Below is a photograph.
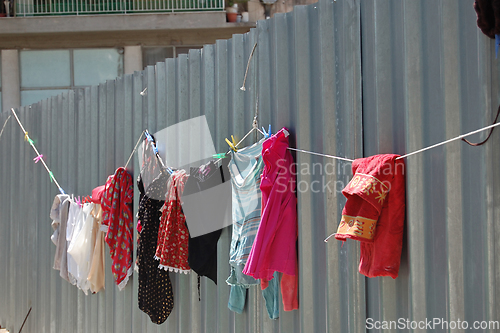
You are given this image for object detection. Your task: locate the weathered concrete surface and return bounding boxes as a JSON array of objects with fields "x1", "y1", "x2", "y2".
[
  {"x1": 0, "y1": 13, "x2": 255, "y2": 49},
  {"x1": 1, "y1": 49, "x2": 20, "y2": 113}
]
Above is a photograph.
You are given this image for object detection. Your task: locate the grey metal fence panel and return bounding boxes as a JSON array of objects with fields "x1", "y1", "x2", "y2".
[
  {"x1": 7, "y1": 0, "x2": 499, "y2": 332},
  {"x1": 360, "y1": 0, "x2": 500, "y2": 332}
]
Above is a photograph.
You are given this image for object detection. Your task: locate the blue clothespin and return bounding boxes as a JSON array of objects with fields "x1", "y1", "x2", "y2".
[
  {"x1": 262, "y1": 124, "x2": 272, "y2": 139},
  {"x1": 496, "y1": 34, "x2": 500, "y2": 59},
  {"x1": 144, "y1": 130, "x2": 154, "y2": 143},
  {"x1": 144, "y1": 131, "x2": 159, "y2": 154},
  {"x1": 145, "y1": 130, "x2": 173, "y2": 175}
]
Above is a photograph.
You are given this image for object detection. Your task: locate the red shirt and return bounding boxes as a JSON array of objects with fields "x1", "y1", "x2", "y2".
[{"x1": 101, "y1": 167, "x2": 134, "y2": 289}]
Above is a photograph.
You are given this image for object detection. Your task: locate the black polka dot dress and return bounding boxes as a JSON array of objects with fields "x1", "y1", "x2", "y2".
[{"x1": 137, "y1": 173, "x2": 174, "y2": 324}]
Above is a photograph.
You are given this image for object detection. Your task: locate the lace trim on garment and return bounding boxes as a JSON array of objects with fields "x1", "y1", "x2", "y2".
[
  {"x1": 154, "y1": 256, "x2": 191, "y2": 274},
  {"x1": 117, "y1": 266, "x2": 133, "y2": 291},
  {"x1": 158, "y1": 265, "x2": 191, "y2": 274}
]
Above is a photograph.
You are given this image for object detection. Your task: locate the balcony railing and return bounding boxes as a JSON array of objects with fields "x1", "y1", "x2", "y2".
[{"x1": 15, "y1": 0, "x2": 224, "y2": 16}]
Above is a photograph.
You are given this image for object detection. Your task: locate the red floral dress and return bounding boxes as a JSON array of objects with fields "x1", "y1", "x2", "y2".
[
  {"x1": 155, "y1": 170, "x2": 191, "y2": 274},
  {"x1": 101, "y1": 167, "x2": 134, "y2": 290}
]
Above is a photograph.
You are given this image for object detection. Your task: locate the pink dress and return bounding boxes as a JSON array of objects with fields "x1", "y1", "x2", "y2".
[{"x1": 243, "y1": 128, "x2": 299, "y2": 310}]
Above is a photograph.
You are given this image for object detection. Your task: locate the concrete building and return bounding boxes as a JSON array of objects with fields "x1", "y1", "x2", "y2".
[{"x1": 0, "y1": 0, "x2": 316, "y2": 113}]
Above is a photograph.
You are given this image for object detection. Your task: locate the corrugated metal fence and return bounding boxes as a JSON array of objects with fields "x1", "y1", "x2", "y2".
[
  {"x1": 0, "y1": 0, "x2": 499, "y2": 332},
  {"x1": 361, "y1": 1, "x2": 500, "y2": 332}
]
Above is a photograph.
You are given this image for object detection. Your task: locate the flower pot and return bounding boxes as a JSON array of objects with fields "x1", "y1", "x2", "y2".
[
  {"x1": 241, "y1": 11, "x2": 249, "y2": 22},
  {"x1": 227, "y1": 12, "x2": 238, "y2": 22}
]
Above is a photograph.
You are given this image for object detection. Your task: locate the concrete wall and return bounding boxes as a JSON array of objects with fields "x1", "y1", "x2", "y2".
[
  {"x1": 0, "y1": 10, "x2": 257, "y2": 111},
  {"x1": 1, "y1": 50, "x2": 19, "y2": 113}
]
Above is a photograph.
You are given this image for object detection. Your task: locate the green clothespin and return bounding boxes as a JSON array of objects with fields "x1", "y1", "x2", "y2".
[
  {"x1": 24, "y1": 131, "x2": 34, "y2": 145},
  {"x1": 212, "y1": 153, "x2": 227, "y2": 159}
]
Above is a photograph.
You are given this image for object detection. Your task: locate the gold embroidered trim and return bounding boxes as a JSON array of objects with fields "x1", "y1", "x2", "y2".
[
  {"x1": 336, "y1": 215, "x2": 377, "y2": 240},
  {"x1": 348, "y1": 173, "x2": 389, "y2": 205}
]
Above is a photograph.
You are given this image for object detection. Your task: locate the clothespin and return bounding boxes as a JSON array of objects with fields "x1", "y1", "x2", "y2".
[
  {"x1": 76, "y1": 196, "x2": 81, "y2": 207},
  {"x1": 145, "y1": 130, "x2": 154, "y2": 143},
  {"x1": 24, "y1": 132, "x2": 34, "y2": 145},
  {"x1": 212, "y1": 153, "x2": 227, "y2": 159},
  {"x1": 145, "y1": 131, "x2": 159, "y2": 154},
  {"x1": 33, "y1": 155, "x2": 43, "y2": 163},
  {"x1": 145, "y1": 130, "x2": 173, "y2": 175},
  {"x1": 225, "y1": 135, "x2": 238, "y2": 152},
  {"x1": 49, "y1": 171, "x2": 55, "y2": 183},
  {"x1": 262, "y1": 124, "x2": 272, "y2": 139}
]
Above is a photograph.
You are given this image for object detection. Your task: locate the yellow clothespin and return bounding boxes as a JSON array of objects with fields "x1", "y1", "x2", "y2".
[
  {"x1": 225, "y1": 135, "x2": 238, "y2": 152},
  {"x1": 24, "y1": 131, "x2": 34, "y2": 145}
]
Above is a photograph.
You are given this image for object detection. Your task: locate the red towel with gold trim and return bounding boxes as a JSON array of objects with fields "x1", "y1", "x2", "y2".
[{"x1": 335, "y1": 154, "x2": 405, "y2": 279}]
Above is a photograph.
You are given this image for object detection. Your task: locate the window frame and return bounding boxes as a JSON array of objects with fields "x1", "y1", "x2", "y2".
[{"x1": 19, "y1": 47, "x2": 124, "y2": 106}]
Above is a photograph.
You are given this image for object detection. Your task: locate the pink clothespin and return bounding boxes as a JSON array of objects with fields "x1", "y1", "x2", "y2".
[{"x1": 33, "y1": 155, "x2": 43, "y2": 163}]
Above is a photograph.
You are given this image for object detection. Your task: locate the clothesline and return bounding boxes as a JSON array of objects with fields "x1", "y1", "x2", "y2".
[
  {"x1": 11, "y1": 101, "x2": 500, "y2": 196},
  {"x1": 10, "y1": 108, "x2": 65, "y2": 195},
  {"x1": 396, "y1": 121, "x2": 500, "y2": 159},
  {"x1": 0, "y1": 114, "x2": 11, "y2": 142},
  {"x1": 10, "y1": 107, "x2": 145, "y2": 196},
  {"x1": 287, "y1": 147, "x2": 354, "y2": 162},
  {"x1": 124, "y1": 130, "x2": 146, "y2": 169},
  {"x1": 240, "y1": 42, "x2": 258, "y2": 91},
  {"x1": 286, "y1": 121, "x2": 500, "y2": 163}
]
